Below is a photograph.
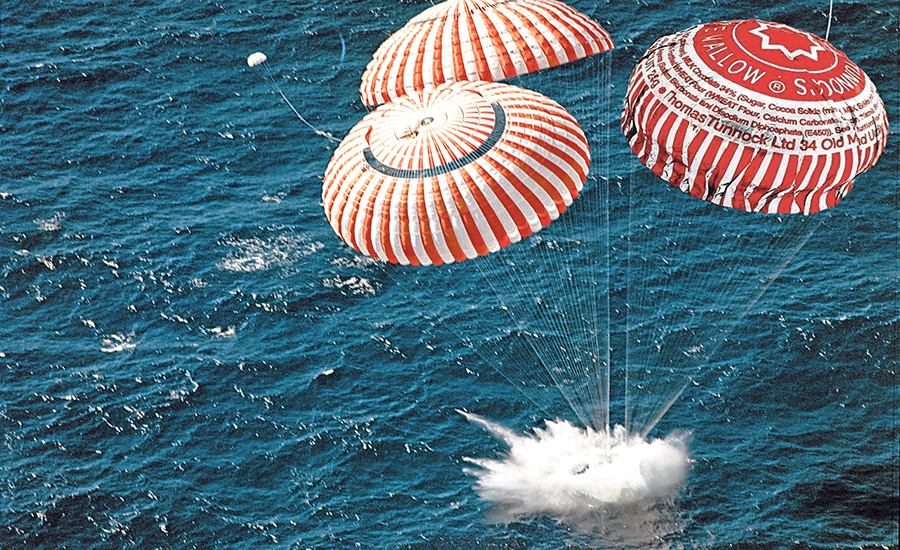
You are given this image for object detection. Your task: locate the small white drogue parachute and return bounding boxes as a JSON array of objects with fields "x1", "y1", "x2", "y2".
[
  {"x1": 247, "y1": 52, "x2": 267, "y2": 67},
  {"x1": 243, "y1": 50, "x2": 340, "y2": 142}
]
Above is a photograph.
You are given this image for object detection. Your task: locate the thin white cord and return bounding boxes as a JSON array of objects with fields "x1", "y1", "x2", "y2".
[
  {"x1": 825, "y1": 0, "x2": 834, "y2": 41},
  {"x1": 251, "y1": 58, "x2": 341, "y2": 143}
]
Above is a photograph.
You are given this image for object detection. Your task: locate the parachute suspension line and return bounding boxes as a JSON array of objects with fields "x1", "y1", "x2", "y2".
[
  {"x1": 626, "y1": 195, "x2": 713, "y2": 436},
  {"x1": 585, "y1": 54, "x2": 613, "y2": 433},
  {"x1": 573, "y1": 53, "x2": 614, "y2": 432},
  {"x1": 464, "y1": 61, "x2": 613, "y2": 432},
  {"x1": 525, "y1": 56, "x2": 611, "y2": 432},
  {"x1": 734, "y1": 221, "x2": 818, "y2": 327},
  {"x1": 542, "y1": 64, "x2": 595, "y2": 431},
  {"x1": 639, "y1": 377, "x2": 689, "y2": 439},
  {"x1": 623, "y1": 173, "x2": 822, "y2": 437},
  {"x1": 625, "y1": 150, "x2": 634, "y2": 435},
  {"x1": 375, "y1": 261, "x2": 558, "y2": 421},
  {"x1": 530, "y1": 200, "x2": 602, "y2": 431},
  {"x1": 476, "y1": 241, "x2": 595, "y2": 429},
  {"x1": 623, "y1": 158, "x2": 705, "y2": 437},
  {"x1": 826, "y1": 0, "x2": 834, "y2": 41},
  {"x1": 249, "y1": 54, "x2": 340, "y2": 143},
  {"x1": 598, "y1": 55, "x2": 613, "y2": 433},
  {"x1": 631, "y1": 187, "x2": 708, "y2": 436},
  {"x1": 690, "y1": 217, "x2": 822, "y2": 369},
  {"x1": 474, "y1": 252, "x2": 597, "y2": 430},
  {"x1": 481, "y1": 166, "x2": 601, "y2": 426},
  {"x1": 625, "y1": 162, "x2": 643, "y2": 436},
  {"x1": 474, "y1": 90, "x2": 584, "y2": 427}
]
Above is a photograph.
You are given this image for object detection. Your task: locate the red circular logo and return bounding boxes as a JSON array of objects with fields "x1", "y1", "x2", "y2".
[{"x1": 692, "y1": 20, "x2": 865, "y2": 101}]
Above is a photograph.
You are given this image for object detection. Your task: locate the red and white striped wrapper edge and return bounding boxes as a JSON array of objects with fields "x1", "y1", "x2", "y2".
[
  {"x1": 622, "y1": 19, "x2": 888, "y2": 214},
  {"x1": 360, "y1": 0, "x2": 614, "y2": 106}
]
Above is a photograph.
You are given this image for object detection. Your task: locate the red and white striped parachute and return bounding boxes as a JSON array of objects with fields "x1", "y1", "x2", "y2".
[
  {"x1": 359, "y1": 0, "x2": 614, "y2": 106},
  {"x1": 322, "y1": 80, "x2": 590, "y2": 265},
  {"x1": 622, "y1": 20, "x2": 888, "y2": 214}
]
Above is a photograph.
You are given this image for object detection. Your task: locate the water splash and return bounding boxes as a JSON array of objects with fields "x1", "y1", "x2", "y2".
[{"x1": 459, "y1": 411, "x2": 690, "y2": 525}]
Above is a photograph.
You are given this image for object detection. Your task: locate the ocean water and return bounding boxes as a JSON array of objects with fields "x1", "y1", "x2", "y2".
[{"x1": 2, "y1": 1, "x2": 898, "y2": 549}]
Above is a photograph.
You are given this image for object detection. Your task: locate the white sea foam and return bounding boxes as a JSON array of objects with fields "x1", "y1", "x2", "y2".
[
  {"x1": 217, "y1": 234, "x2": 323, "y2": 272},
  {"x1": 201, "y1": 325, "x2": 236, "y2": 338},
  {"x1": 100, "y1": 333, "x2": 137, "y2": 353},
  {"x1": 460, "y1": 411, "x2": 690, "y2": 525},
  {"x1": 34, "y1": 212, "x2": 64, "y2": 231}
]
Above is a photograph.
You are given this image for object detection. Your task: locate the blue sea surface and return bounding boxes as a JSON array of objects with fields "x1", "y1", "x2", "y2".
[{"x1": 2, "y1": 1, "x2": 897, "y2": 549}]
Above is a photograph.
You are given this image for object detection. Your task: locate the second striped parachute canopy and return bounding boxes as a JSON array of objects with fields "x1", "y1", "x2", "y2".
[
  {"x1": 360, "y1": 0, "x2": 614, "y2": 106},
  {"x1": 322, "y1": 80, "x2": 590, "y2": 266},
  {"x1": 621, "y1": 19, "x2": 888, "y2": 214}
]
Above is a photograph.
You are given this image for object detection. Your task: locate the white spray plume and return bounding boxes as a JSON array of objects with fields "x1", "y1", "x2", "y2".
[{"x1": 459, "y1": 411, "x2": 691, "y2": 524}]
